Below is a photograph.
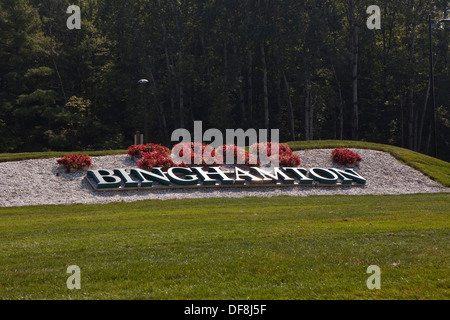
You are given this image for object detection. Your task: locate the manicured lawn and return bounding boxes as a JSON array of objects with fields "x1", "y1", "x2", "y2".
[{"x1": 1, "y1": 193, "x2": 448, "y2": 300}]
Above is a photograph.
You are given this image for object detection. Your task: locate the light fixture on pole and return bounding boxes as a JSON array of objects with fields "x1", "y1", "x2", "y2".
[{"x1": 138, "y1": 79, "x2": 150, "y2": 144}]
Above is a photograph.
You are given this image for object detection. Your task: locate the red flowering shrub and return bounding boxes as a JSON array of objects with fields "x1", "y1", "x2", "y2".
[
  {"x1": 171, "y1": 142, "x2": 259, "y2": 166},
  {"x1": 137, "y1": 151, "x2": 186, "y2": 171},
  {"x1": 249, "y1": 142, "x2": 301, "y2": 167},
  {"x1": 244, "y1": 152, "x2": 260, "y2": 167},
  {"x1": 331, "y1": 148, "x2": 362, "y2": 166},
  {"x1": 279, "y1": 152, "x2": 301, "y2": 167},
  {"x1": 172, "y1": 142, "x2": 217, "y2": 166},
  {"x1": 145, "y1": 143, "x2": 171, "y2": 155},
  {"x1": 127, "y1": 144, "x2": 148, "y2": 157},
  {"x1": 127, "y1": 142, "x2": 187, "y2": 170},
  {"x1": 57, "y1": 154, "x2": 92, "y2": 172},
  {"x1": 127, "y1": 143, "x2": 170, "y2": 158},
  {"x1": 216, "y1": 144, "x2": 260, "y2": 167}
]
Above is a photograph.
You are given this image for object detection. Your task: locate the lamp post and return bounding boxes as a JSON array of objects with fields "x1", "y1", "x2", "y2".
[
  {"x1": 428, "y1": 15, "x2": 450, "y2": 158},
  {"x1": 138, "y1": 79, "x2": 150, "y2": 144}
]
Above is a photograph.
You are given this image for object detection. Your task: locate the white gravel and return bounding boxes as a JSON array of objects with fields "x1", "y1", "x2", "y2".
[{"x1": 0, "y1": 149, "x2": 448, "y2": 207}]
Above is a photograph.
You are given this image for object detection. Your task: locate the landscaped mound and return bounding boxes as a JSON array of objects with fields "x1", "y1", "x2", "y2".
[{"x1": 2, "y1": 143, "x2": 446, "y2": 207}]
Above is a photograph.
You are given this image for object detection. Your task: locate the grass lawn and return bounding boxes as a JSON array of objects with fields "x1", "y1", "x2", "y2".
[{"x1": 1, "y1": 193, "x2": 449, "y2": 300}]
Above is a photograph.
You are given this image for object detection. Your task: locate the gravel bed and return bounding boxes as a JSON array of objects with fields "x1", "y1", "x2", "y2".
[{"x1": 0, "y1": 149, "x2": 448, "y2": 207}]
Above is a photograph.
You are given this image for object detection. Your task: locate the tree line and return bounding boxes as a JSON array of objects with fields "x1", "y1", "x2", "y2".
[{"x1": 0, "y1": 0, "x2": 449, "y2": 161}]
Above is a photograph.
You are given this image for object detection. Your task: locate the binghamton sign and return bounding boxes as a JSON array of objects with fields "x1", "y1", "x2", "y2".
[{"x1": 85, "y1": 166, "x2": 366, "y2": 191}]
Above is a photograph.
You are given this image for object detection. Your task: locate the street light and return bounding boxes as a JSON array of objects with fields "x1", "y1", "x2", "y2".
[
  {"x1": 138, "y1": 79, "x2": 150, "y2": 144},
  {"x1": 428, "y1": 15, "x2": 450, "y2": 158}
]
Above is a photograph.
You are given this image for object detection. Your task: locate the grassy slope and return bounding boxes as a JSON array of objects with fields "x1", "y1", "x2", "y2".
[
  {"x1": 1, "y1": 140, "x2": 449, "y2": 186},
  {"x1": 0, "y1": 193, "x2": 449, "y2": 300},
  {"x1": 0, "y1": 149, "x2": 126, "y2": 162},
  {"x1": 286, "y1": 140, "x2": 450, "y2": 187}
]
